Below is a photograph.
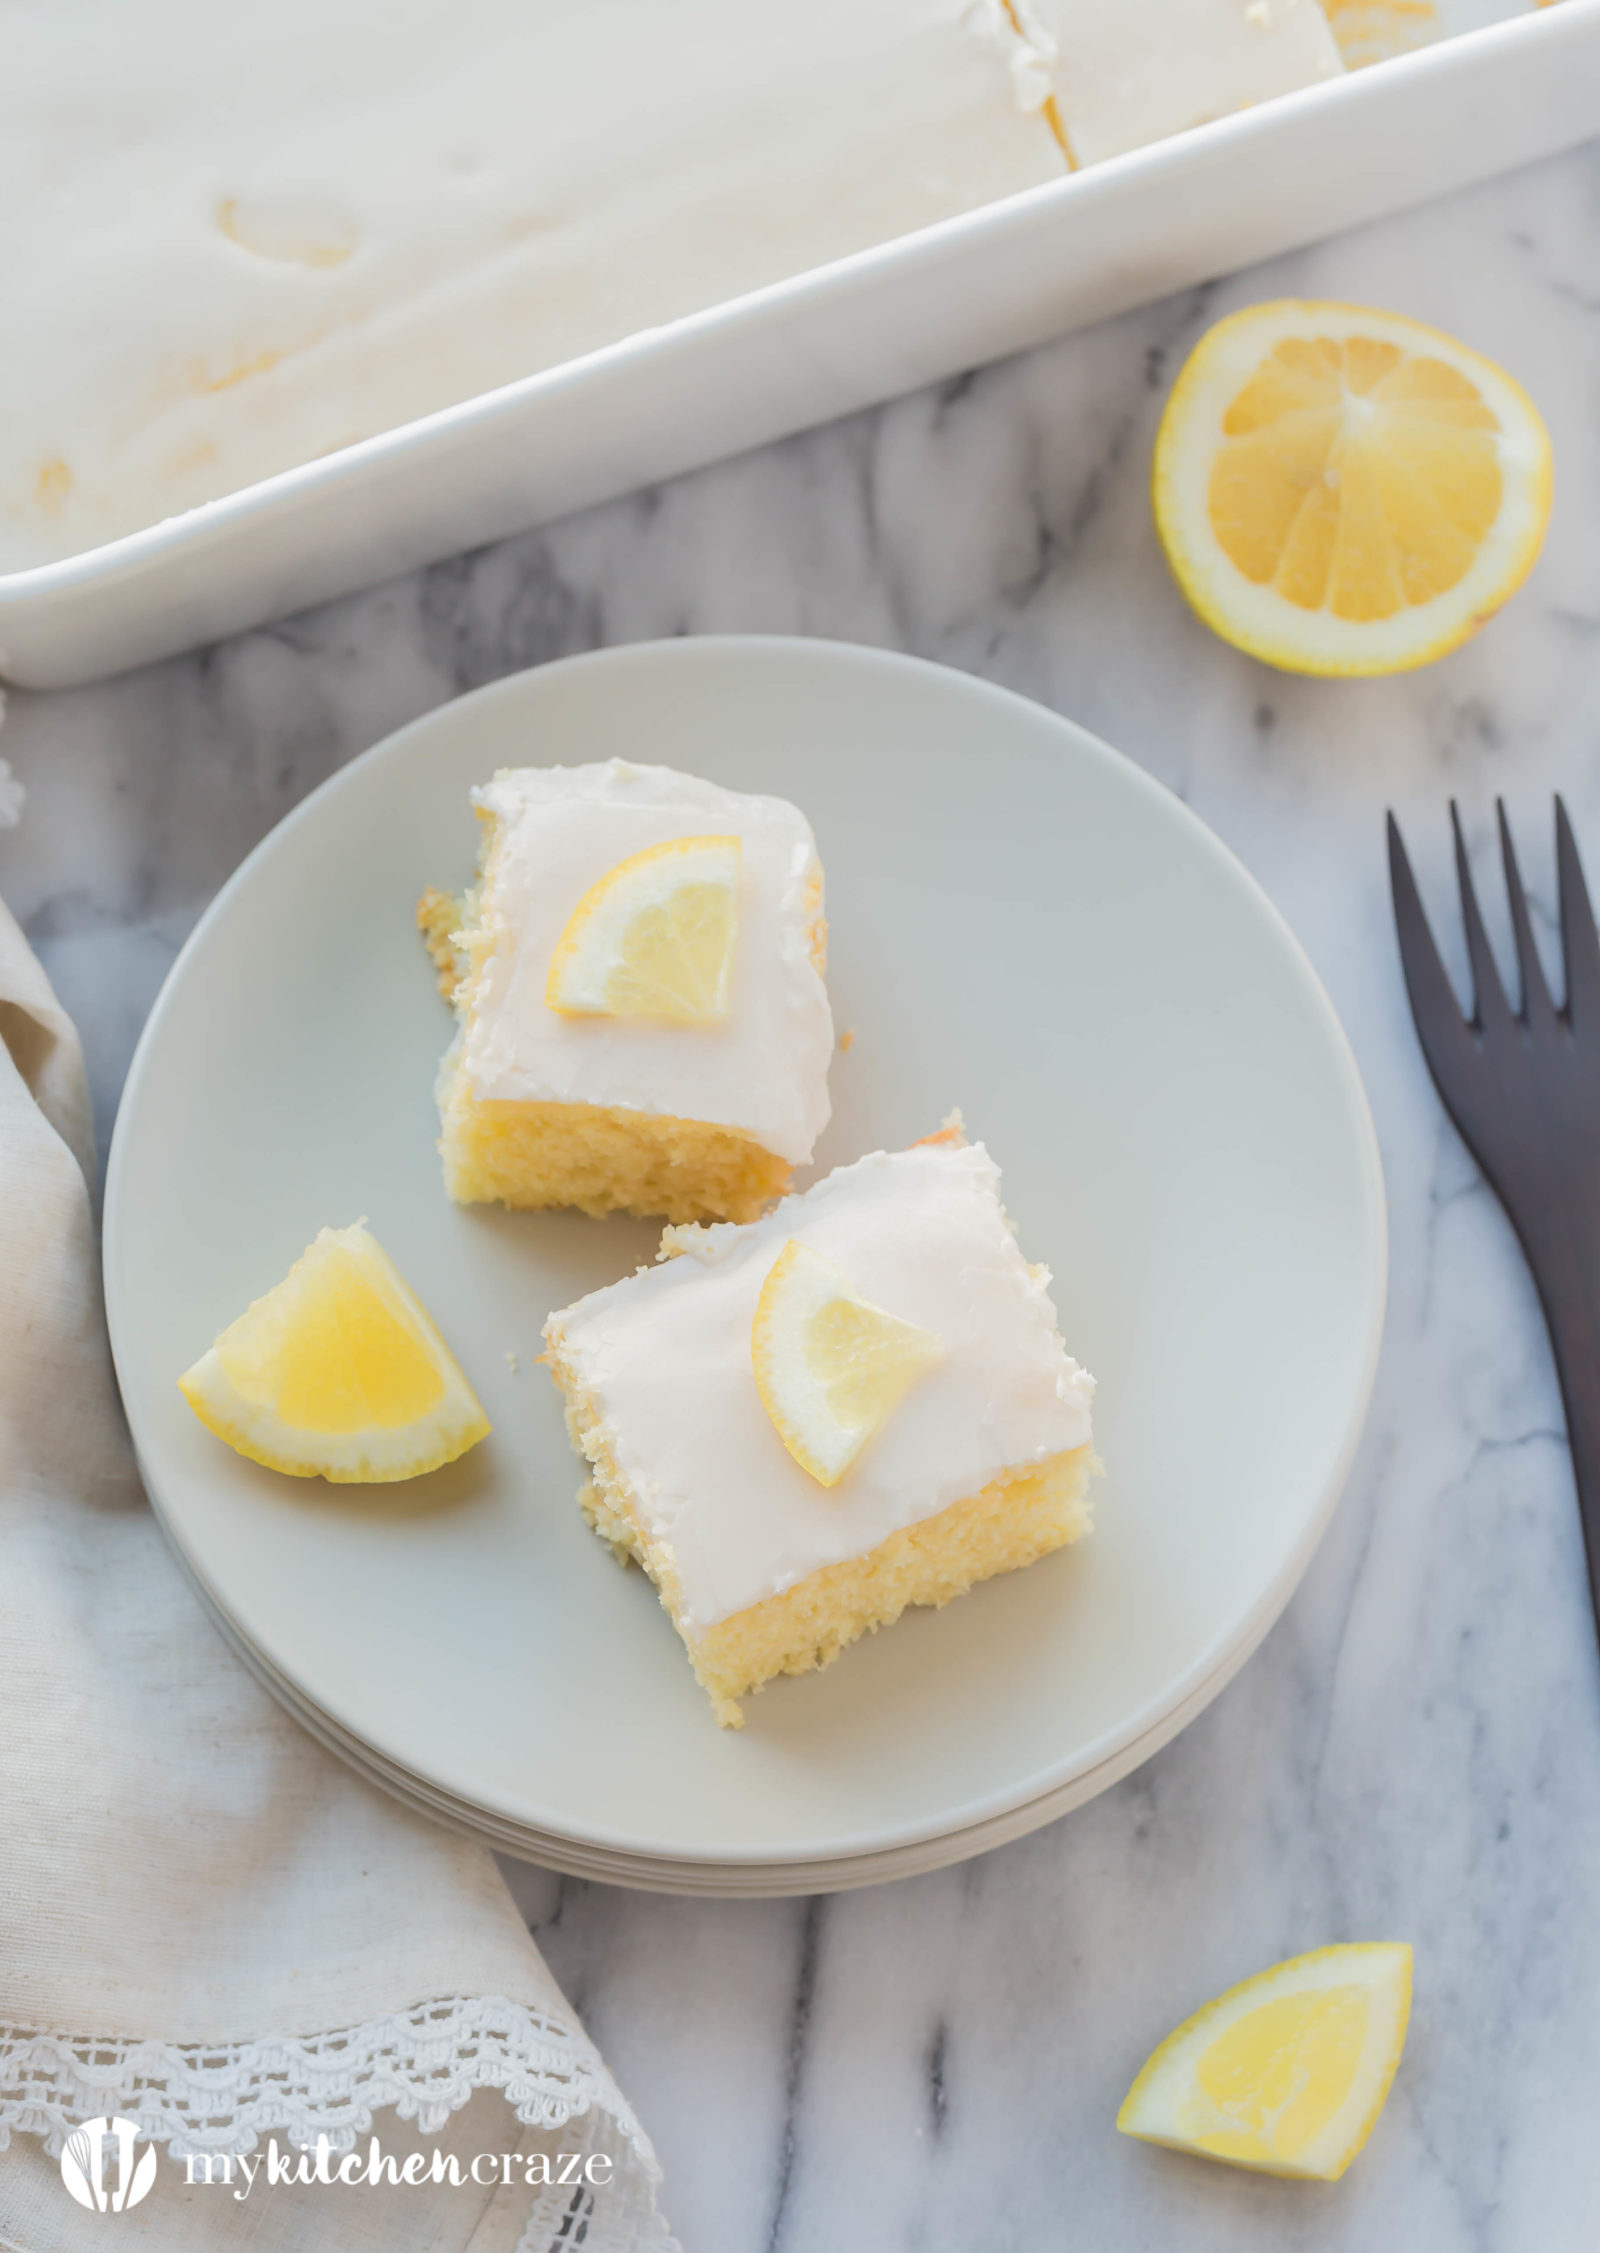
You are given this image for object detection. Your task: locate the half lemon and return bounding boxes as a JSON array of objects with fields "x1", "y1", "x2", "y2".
[
  {"x1": 546, "y1": 834, "x2": 740, "y2": 1023},
  {"x1": 1118, "y1": 1942, "x2": 1413, "y2": 2181},
  {"x1": 1154, "y1": 300, "x2": 1551, "y2": 675},
  {"x1": 751, "y1": 1239, "x2": 943, "y2": 1487},
  {"x1": 179, "y1": 1222, "x2": 489, "y2": 1482}
]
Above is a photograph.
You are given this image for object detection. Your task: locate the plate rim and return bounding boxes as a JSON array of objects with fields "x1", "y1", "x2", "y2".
[{"x1": 104, "y1": 635, "x2": 1388, "y2": 1868}]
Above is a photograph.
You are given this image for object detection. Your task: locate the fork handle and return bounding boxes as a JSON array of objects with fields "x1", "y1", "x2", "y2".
[{"x1": 1526, "y1": 1220, "x2": 1600, "y2": 1639}]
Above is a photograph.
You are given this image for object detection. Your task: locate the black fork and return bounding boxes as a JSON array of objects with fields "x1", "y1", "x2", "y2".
[{"x1": 1389, "y1": 799, "x2": 1600, "y2": 1657}]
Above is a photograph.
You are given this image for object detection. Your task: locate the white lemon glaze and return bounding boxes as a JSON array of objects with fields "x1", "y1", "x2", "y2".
[
  {"x1": 546, "y1": 1139, "x2": 1096, "y2": 1631},
  {"x1": 0, "y1": 0, "x2": 1064, "y2": 569}
]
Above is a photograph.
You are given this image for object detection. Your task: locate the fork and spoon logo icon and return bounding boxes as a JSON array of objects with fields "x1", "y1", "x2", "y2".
[{"x1": 59, "y1": 2116, "x2": 158, "y2": 2213}]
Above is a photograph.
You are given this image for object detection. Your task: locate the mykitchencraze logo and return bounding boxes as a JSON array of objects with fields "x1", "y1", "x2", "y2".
[
  {"x1": 60, "y1": 2118, "x2": 615, "y2": 2207},
  {"x1": 183, "y1": 2135, "x2": 615, "y2": 2201}
]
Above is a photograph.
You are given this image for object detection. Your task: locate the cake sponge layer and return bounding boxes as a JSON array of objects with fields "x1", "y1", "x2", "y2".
[
  {"x1": 438, "y1": 1066, "x2": 792, "y2": 1224},
  {"x1": 578, "y1": 1434, "x2": 1095, "y2": 1727}
]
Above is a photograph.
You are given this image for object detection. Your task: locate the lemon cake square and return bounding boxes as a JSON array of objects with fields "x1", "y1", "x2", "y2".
[
  {"x1": 421, "y1": 760, "x2": 833, "y2": 1224},
  {"x1": 544, "y1": 1126, "x2": 1097, "y2": 1726}
]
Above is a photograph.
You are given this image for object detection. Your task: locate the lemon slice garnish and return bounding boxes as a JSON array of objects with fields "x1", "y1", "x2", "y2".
[
  {"x1": 179, "y1": 1222, "x2": 490, "y2": 1482},
  {"x1": 1154, "y1": 300, "x2": 1551, "y2": 676},
  {"x1": 545, "y1": 834, "x2": 741, "y2": 1023},
  {"x1": 751, "y1": 1239, "x2": 943, "y2": 1487},
  {"x1": 1118, "y1": 1943, "x2": 1413, "y2": 2181}
]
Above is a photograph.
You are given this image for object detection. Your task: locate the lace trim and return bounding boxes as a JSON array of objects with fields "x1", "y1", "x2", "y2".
[{"x1": 0, "y1": 1996, "x2": 675, "y2": 2253}]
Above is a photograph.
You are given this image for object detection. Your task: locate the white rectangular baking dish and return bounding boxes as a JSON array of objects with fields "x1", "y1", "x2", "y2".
[{"x1": 4, "y1": 1, "x2": 1596, "y2": 690}]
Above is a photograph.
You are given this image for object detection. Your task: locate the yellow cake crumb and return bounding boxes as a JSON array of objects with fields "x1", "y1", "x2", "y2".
[{"x1": 417, "y1": 885, "x2": 468, "y2": 1000}]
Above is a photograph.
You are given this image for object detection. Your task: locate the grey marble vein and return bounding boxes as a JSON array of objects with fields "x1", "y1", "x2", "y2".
[{"x1": 7, "y1": 134, "x2": 1600, "y2": 2253}]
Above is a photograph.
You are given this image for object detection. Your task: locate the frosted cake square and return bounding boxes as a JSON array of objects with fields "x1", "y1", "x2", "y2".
[
  {"x1": 544, "y1": 1127, "x2": 1096, "y2": 1726},
  {"x1": 421, "y1": 760, "x2": 832, "y2": 1224}
]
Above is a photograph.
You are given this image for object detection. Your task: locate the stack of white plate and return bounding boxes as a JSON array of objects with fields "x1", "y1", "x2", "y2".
[{"x1": 104, "y1": 641, "x2": 1385, "y2": 1897}]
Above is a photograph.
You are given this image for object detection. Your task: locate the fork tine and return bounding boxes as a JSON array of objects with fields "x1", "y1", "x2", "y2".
[
  {"x1": 1388, "y1": 813, "x2": 1477, "y2": 1079},
  {"x1": 1451, "y1": 801, "x2": 1514, "y2": 1033},
  {"x1": 1496, "y1": 800, "x2": 1554, "y2": 1024},
  {"x1": 1555, "y1": 797, "x2": 1600, "y2": 1024}
]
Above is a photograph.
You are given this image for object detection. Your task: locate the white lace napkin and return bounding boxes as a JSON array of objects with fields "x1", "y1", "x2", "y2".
[{"x1": 0, "y1": 894, "x2": 675, "y2": 2253}]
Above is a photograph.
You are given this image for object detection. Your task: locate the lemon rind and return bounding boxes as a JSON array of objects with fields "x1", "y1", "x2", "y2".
[{"x1": 179, "y1": 1350, "x2": 490, "y2": 1482}]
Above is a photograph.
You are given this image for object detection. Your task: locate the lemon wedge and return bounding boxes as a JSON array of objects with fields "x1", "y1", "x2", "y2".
[
  {"x1": 545, "y1": 834, "x2": 741, "y2": 1023},
  {"x1": 179, "y1": 1222, "x2": 490, "y2": 1482},
  {"x1": 751, "y1": 1239, "x2": 943, "y2": 1487},
  {"x1": 1118, "y1": 1943, "x2": 1412, "y2": 2181},
  {"x1": 1154, "y1": 300, "x2": 1551, "y2": 675}
]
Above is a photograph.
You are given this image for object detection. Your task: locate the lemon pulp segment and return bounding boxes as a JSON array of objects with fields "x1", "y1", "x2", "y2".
[
  {"x1": 545, "y1": 834, "x2": 741, "y2": 1024},
  {"x1": 1118, "y1": 1942, "x2": 1412, "y2": 2181},
  {"x1": 1187, "y1": 1984, "x2": 1369, "y2": 2163},
  {"x1": 1212, "y1": 336, "x2": 1500, "y2": 617},
  {"x1": 179, "y1": 1222, "x2": 489, "y2": 1482},
  {"x1": 751, "y1": 1239, "x2": 943, "y2": 1487}
]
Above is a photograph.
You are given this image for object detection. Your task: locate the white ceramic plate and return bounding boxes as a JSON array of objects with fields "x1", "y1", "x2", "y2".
[{"x1": 104, "y1": 638, "x2": 1385, "y2": 1877}]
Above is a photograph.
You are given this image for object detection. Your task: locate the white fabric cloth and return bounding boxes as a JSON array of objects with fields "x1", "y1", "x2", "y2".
[{"x1": 0, "y1": 895, "x2": 675, "y2": 2252}]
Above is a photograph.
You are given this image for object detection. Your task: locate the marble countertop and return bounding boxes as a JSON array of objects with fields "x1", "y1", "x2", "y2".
[{"x1": 6, "y1": 135, "x2": 1600, "y2": 2253}]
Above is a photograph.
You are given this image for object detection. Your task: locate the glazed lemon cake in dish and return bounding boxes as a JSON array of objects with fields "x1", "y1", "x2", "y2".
[
  {"x1": 3, "y1": 0, "x2": 1356, "y2": 571},
  {"x1": 543, "y1": 1125, "x2": 1097, "y2": 1726},
  {"x1": 421, "y1": 760, "x2": 832, "y2": 1224}
]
